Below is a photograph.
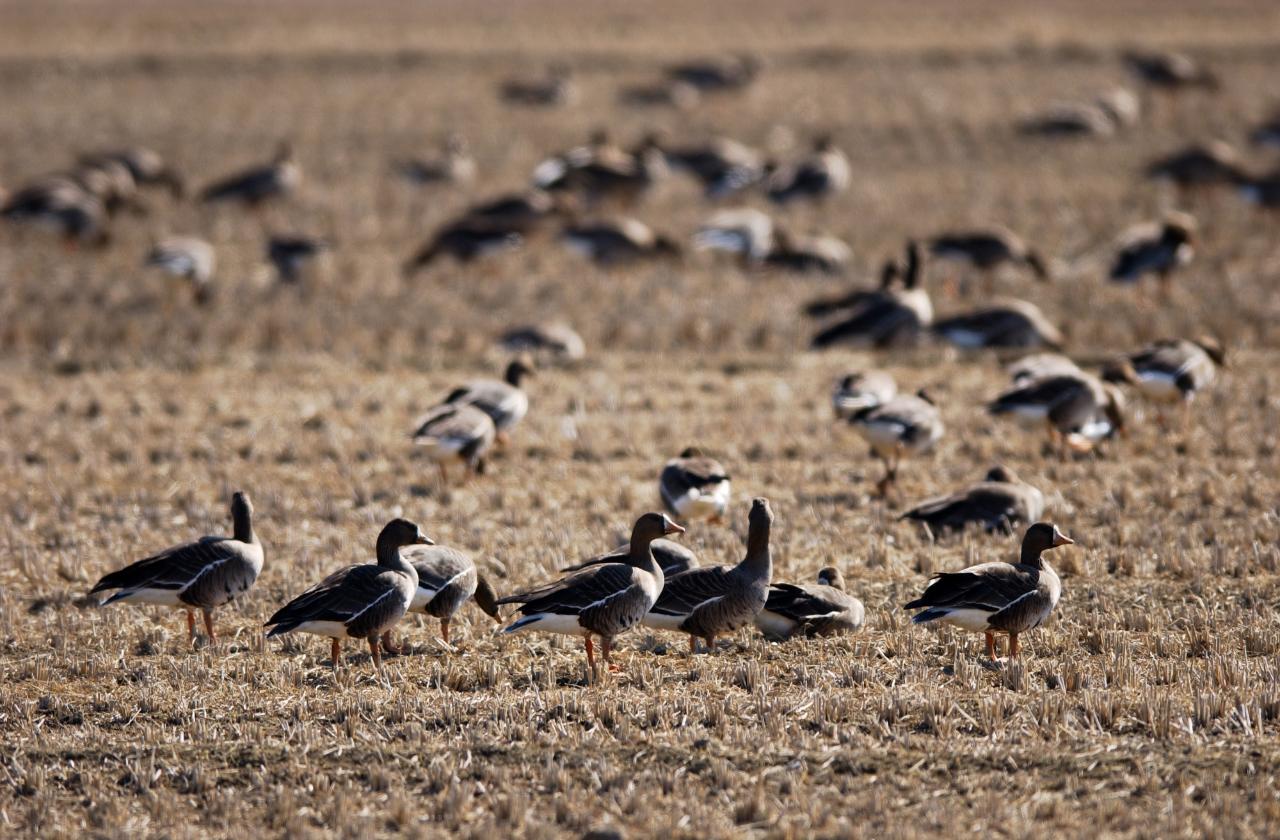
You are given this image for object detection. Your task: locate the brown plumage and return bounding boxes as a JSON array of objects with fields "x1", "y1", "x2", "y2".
[
  {"x1": 901, "y1": 466, "x2": 1045, "y2": 537},
  {"x1": 756, "y1": 567, "x2": 865, "y2": 640}
]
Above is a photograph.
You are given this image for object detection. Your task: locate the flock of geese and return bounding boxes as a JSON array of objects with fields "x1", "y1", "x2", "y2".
[{"x1": 17, "y1": 46, "x2": 1257, "y2": 678}]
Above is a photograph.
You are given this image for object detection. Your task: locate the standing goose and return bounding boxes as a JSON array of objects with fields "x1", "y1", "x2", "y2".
[
  {"x1": 411, "y1": 403, "x2": 497, "y2": 484},
  {"x1": 1110, "y1": 214, "x2": 1196, "y2": 296},
  {"x1": 1122, "y1": 336, "x2": 1224, "y2": 431},
  {"x1": 832, "y1": 370, "x2": 897, "y2": 419},
  {"x1": 394, "y1": 135, "x2": 476, "y2": 187},
  {"x1": 928, "y1": 227, "x2": 1049, "y2": 294},
  {"x1": 644, "y1": 497, "x2": 774, "y2": 652},
  {"x1": 755, "y1": 567, "x2": 865, "y2": 640},
  {"x1": 1006, "y1": 352, "x2": 1082, "y2": 386},
  {"x1": 659, "y1": 447, "x2": 732, "y2": 524},
  {"x1": 766, "y1": 136, "x2": 850, "y2": 205},
  {"x1": 439, "y1": 356, "x2": 535, "y2": 444},
  {"x1": 499, "y1": 512, "x2": 685, "y2": 675},
  {"x1": 267, "y1": 234, "x2": 329, "y2": 285},
  {"x1": 561, "y1": 218, "x2": 681, "y2": 265},
  {"x1": 988, "y1": 371, "x2": 1129, "y2": 456},
  {"x1": 401, "y1": 544, "x2": 500, "y2": 646},
  {"x1": 145, "y1": 236, "x2": 215, "y2": 305},
  {"x1": 561, "y1": 538, "x2": 699, "y2": 577},
  {"x1": 199, "y1": 142, "x2": 300, "y2": 207},
  {"x1": 931, "y1": 298, "x2": 1063, "y2": 350},
  {"x1": 900, "y1": 466, "x2": 1045, "y2": 537},
  {"x1": 89, "y1": 492, "x2": 263, "y2": 645},
  {"x1": 665, "y1": 137, "x2": 768, "y2": 199},
  {"x1": 810, "y1": 241, "x2": 932, "y2": 349},
  {"x1": 847, "y1": 389, "x2": 944, "y2": 497},
  {"x1": 265, "y1": 519, "x2": 428, "y2": 671},
  {"x1": 500, "y1": 322, "x2": 586, "y2": 363},
  {"x1": 905, "y1": 522, "x2": 1073, "y2": 661}
]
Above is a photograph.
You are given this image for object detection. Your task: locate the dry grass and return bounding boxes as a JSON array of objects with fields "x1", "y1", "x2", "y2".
[{"x1": 2, "y1": 1, "x2": 1280, "y2": 837}]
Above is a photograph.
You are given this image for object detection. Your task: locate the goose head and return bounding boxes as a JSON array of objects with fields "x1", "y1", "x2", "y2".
[
  {"x1": 1020, "y1": 522, "x2": 1073, "y2": 567},
  {"x1": 817, "y1": 566, "x2": 845, "y2": 591}
]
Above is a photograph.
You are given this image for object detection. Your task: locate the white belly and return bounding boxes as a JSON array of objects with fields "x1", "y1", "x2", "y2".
[
  {"x1": 289, "y1": 620, "x2": 350, "y2": 639},
  {"x1": 504, "y1": 612, "x2": 585, "y2": 636},
  {"x1": 409, "y1": 587, "x2": 440, "y2": 612},
  {"x1": 925, "y1": 608, "x2": 994, "y2": 632},
  {"x1": 111, "y1": 588, "x2": 183, "y2": 607},
  {"x1": 754, "y1": 610, "x2": 797, "y2": 639},
  {"x1": 641, "y1": 611, "x2": 688, "y2": 632},
  {"x1": 416, "y1": 437, "x2": 469, "y2": 461},
  {"x1": 670, "y1": 481, "x2": 731, "y2": 520},
  {"x1": 1136, "y1": 372, "x2": 1182, "y2": 401},
  {"x1": 855, "y1": 420, "x2": 906, "y2": 453}
]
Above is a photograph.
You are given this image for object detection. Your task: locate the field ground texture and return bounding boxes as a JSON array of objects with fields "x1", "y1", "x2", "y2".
[{"x1": 2, "y1": 1, "x2": 1280, "y2": 837}]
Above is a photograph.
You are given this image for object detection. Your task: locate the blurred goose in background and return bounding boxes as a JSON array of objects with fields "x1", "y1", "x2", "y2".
[
  {"x1": 989, "y1": 370, "x2": 1130, "y2": 457},
  {"x1": 765, "y1": 229, "x2": 852, "y2": 274},
  {"x1": 804, "y1": 258, "x2": 900, "y2": 318},
  {"x1": 694, "y1": 207, "x2": 775, "y2": 263},
  {"x1": 1109, "y1": 213, "x2": 1196, "y2": 296},
  {"x1": 267, "y1": 233, "x2": 328, "y2": 285},
  {"x1": 766, "y1": 136, "x2": 850, "y2": 204},
  {"x1": 1124, "y1": 50, "x2": 1219, "y2": 91},
  {"x1": 660, "y1": 447, "x2": 732, "y2": 524},
  {"x1": 901, "y1": 466, "x2": 1045, "y2": 537},
  {"x1": 1119, "y1": 336, "x2": 1224, "y2": 431},
  {"x1": 810, "y1": 241, "x2": 932, "y2": 349},
  {"x1": 665, "y1": 137, "x2": 769, "y2": 199},
  {"x1": 1250, "y1": 112, "x2": 1280, "y2": 149},
  {"x1": 927, "y1": 227, "x2": 1049, "y2": 294},
  {"x1": 618, "y1": 79, "x2": 701, "y2": 111},
  {"x1": 400, "y1": 544, "x2": 500, "y2": 647},
  {"x1": 756, "y1": 567, "x2": 865, "y2": 640},
  {"x1": 561, "y1": 217, "x2": 681, "y2": 265},
  {"x1": 466, "y1": 190, "x2": 563, "y2": 232},
  {"x1": 402, "y1": 220, "x2": 523, "y2": 275},
  {"x1": 69, "y1": 157, "x2": 140, "y2": 216},
  {"x1": 80, "y1": 146, "x2": 184, "y2": 197},
  {"x1": 562, "y1": 537, "x2": 699, "y2": 577},
  {"x1": 395, "y1": 135, "x2": 476, "y2": 187},
  {"x1": 932, "y1": 298, "x2": 1064, "y2": 349},
  {"x1": 666, "y1": 54, "x2": 760, "y2": 93},
  {"x1": 265, "y1": 519, "x2": 428, "y2": 672},
  {"x1": 1145, "y1": 141, "x2": 1247, "y2": 189},
  {"x1": 501, "y1": 64, "x2": 577, "y2": 107},
  {"x1": 848, "y1": 389, "x2": 944, "y2": 497},
  {"x1": 644, "y1": 498, "x2": 773, "y2": 653},
  {"x1": 89, "y1": 492, "x2": 262, "y2": 646},
  {"x1": 832, "y1": 370, "x2": 897, "y2": 419},
  {"x1": 2, "y1": 179, "x2": 109, "y2": 247},
  {"x1": 411, "y1": 403, "x2": 497, "y2": 484},
  {"x1": 1006, "y1": 352, "x2": 1082, "y2": 386},
  {"x1": 500, "y1": 322, "x2": 585, "y2": 362},
  {"x1": 146, "y1": 236, "x2": 216, "y2": 305},
  {"x1": 439, "y1": 356, "x2": 535, "y2": 444},
  {"x1": 905, "y1": 522, "x2": 1073, "y2": 661},
  {"x1": 499, "y1": 512, "x2": 684, "y2": 676},
  {"x1": 537, "y1": 135, "x2": 668, "y2": 206},
  {"x1": 200, "y1": 142, "x2": 299, "y2": 207},
  {"x1": 1018, "y1": 88, "x2": 1140, "y2": 138}
]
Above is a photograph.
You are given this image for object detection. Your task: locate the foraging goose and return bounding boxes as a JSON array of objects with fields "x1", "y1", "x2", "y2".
[
  {"x1": 80, "y1": 146, "x2": 184, "y2": 197},
  {"x1": 538, "y1": 137, "x2": 668, "y2": 206},
  {"x1": 265, "y1": 519, "x2": 428, "y2": 671},
  {"x1": 499, "y1": 512, "x2": 684, "y2": 674},
  {"x1": 755, "y1": 567, "x2": 865, "y2": 640},
  {"x1": 70, "y1": 158, "x2": 140, "y2": 215},
  {"x1": 395, "y1": 135, "x2": 476, "y2": 186},
  {"x1": 645, "y1": 498, "x2": 773, "y2": 652},
  {"x1": 765, "y1": 229, "x2": 852, "y2": 275},
  {"x1": 804, "y1": 258, "x2": 900, "y2": 318},
  {"x1": 989, "y1": 372, "x2": 1128, "y2": 456},
  {"x1": 501, "y1": 64, "x2": 577, "y2": 107},
  {"x1": 848, "y1": 390, "x2": 944, "y2": 497},
  {"x1": 1110, "y1": 213, "x2": 1195, "y2": 295},
  {"x1": 440, "y1": 356, "x2": 535, "y2": 442},
  {"x1": 561, "y1": 218, "x2": 680, "y2": 265},
  {"x1": 660, "y1": 447, "x2": 732, "y2": 524},
  {"x1": 928, "y1": 228, "x2": 1049, "y2": 291},
  {"x1": 1145, "y1": 142, "x2": 1247, "y2": 188},
  {"x1": 832, "y1": 370, "x2": 897, "y2": 419},
  {"x1": 1124, "y1": 50, "x2": 1218, "y2": 91},
  {"x1": 90, "y1": 492, "x2": 263, "y2": 644},
  {"x1": 145, "y1": 236, "x2": 216, "y2": 305},
  {"x1": 905, "y1": 522, "x2": 1073, "y2": 661},
  {"x1": 810, "y1": 241, "x2": 932, "y2": 349},
  {"x1": 2, "y1": 179, "x2": 109, "y2": 247},
  {"x1": 932, "y1": 298, "x2": 1063, "y2": 349},
  {"x1": 766, "y1": 136, "x2": 850, "y2": 204},
  {"x1": 562, "y1": 538, "x2": 699, "y2": 577},
  {"x1": 1019, "y1": 101, "x2": 1119, "y2": 138},
  {"x1": 666, "y1": 137, "x2": 768, "y2": 199},
  {"x1": 200, "y1": 142, "x2": 299, "y2": 207},
  {"x1": 403, "y1": 544, "x2": 500, "y2": 644},
  {"x1": 901, "y1": 466, "x2": 1045, "y2": 537},
  {"x1": 1006, "y1": 352, "x2": 1082, "y2": 386},
  {"x1": 402, "y1": 220, "x2": 523, "y2": 275},
  {"x1": 411, "y1": 403, "x2": 497, "y2": 483},
  {"x1": 694, "y1": 207, "x2": 775, "y2": 264},
  {"x1": 1121, "y1": 336, "x2": 1224, "y2": 430},
  {"x1": 618, "y1": 80, "x2": 701, "y2": 111},
  {"x1": 666, "y1": 54, "x2": 760, "y2": 92},
  {"x1": 466, "y1": 190, "x2": 562, "y2": 232},
  {"x1": 267, "y1": 234, "x2": 328, "y2": 285},
  {"x1": 500, "y1": 322, "x2": 586, "y2": 362}
]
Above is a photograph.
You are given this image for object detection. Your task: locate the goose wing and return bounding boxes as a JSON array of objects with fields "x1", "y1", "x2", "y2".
[
  {"x1": 265, "y1": 565, "x2": 399, "y2": 631},
  {"x1": 904, "y1": 562, "x2": 1035, "y2": 611},
  {"x1": 91, "y1": 537, "x2": 245, "y2": 601},
  {"x1": 496, "y1": 563, "x2": 639, "y2": 615},
  {"x1": 651, "y1": 566, "x2": 733, "y2": 616}
]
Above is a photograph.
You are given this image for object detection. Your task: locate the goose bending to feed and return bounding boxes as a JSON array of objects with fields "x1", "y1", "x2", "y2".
[
  {"x1": 1110, "y1": 214, "x2": 1195, "y2": 296},
  {"x1": 932, "y1": 299, "x2": 1063, "y2": 349},
  {"x1": 765, "y1": 230, "x2": 852, "y2": 275},
  {"x1": 901, "y1": 466, "x2": 1044, "y2": 537},
  {"x1": 81, "y1": 146, "x2": 184, "y2": 197},
  {"x1": 832, "y1": 370, "x2": 897, "y2": 419},
  {"x1": 439, "y1": 356, "x2": 535, "y2": 444},
  {"x1": 1006, "y1": 352, "x2": 1082, "y2": 386},
  {"x1": 756, "y1": 567, "x2": 865, "y2": 640},
  {"x1": 200, "y1": 143, "x2": 299, "y2": 207},
  {"x1": 562, "y1": 538, "x2": 699, "y2": 577},
  {"x1": 267, "y1": 234, "x2": 328, "y2": 285},
  {"x1": 411, "y1": 403, "x2": 497, "y2": 484},
  {"x1": 666, "y1": 137, "x2": 768, "y2": 199},
  {"x1": 145, "y1": 236, "x2": 215, "y2": 305},
  {"x1": 265, "y1": 519, "x2": 428, "y2": 671},
  {"x1": 500, "y1": 322, "x2": 585, "y2": 362},
  {"x1": 766, "y1": 136, "x2": 850, "y2": 205},
  {"x1": 1145, "y1": 142, "x2": 1246, "y2": 189},
  {"x1": 499, "y1": 512, "x2": 685, "y2": 676},
  {"x1": 847, "y1": 389, "x2": 944, "y2": 497},
  {"x1": 810, "y1": 241, "x2": 932, "y2": 349},
  {"x1": 989, "y1": 372, "x2": 1129, "y2": 456},
  {"x1": 1120, "y1": 336, "x2": 1224, "y2": 431},
  {"x1": 90, "y1": 492, "x2": 262, "y2": 645},
  {"x1": 1124, "y1": 50, "x2": 1218, "y2": 91},
  {"x1": 928, "y1": 228, "x2": 1048, "y2": 294},
  {"x1": 645, "y1": 498, "x2": 773, "y2": 652},
  {"x1": 401, "y1": 544, "x2": 500, "y2": 646},
  {"x1": 660, "y1": 447, "x2": 732, "y2": 524},
  {"x1": 561, "y1": 218, "x2": 681, "y2": 265},
  {"x1": 395, "y1": 135, "x2": 476, "y2": 187},
  {"x1": 2, "y1": 179, "x2": 109, "y2": 247},
  {"x1": 905, "y1": 522, "x2": 1073, "y2": 661}
]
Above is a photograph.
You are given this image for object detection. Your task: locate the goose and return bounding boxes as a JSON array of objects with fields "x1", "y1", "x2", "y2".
[
  {"x1": 847, "y1": 389, "x2": 944, "y2": 497},
  {"x1": 931, "y1": 298, "x2": 1063, "y2": 349},
  {"x1": 766, "y1": 136, "x2": 850, "y2": 204},
  {"x1": 498, "y1": 512, "x2": 684, "y2": 675},
  {"x1": 618, "y1": 79, "x2": 701, "y2": 111},
  {"x1": 832, "y1": 370, "x2": 897, "y2": 419},
  {"x1": 200, "y1": 142, "x2": 299, "y2": 207},
  {"x1": 561, "y1": 218, "x2": 681, "y2": 265},
  {"x1": 1120, "y1": 336, "x2": 1224, "y2": 431},
  {"x1": 755, "y1": 567, "x2": 865, "y2": 640},
  {"x1": 500, "y1": 322, "x2": 586, "y2": 362},
  {"x1": 810, "y1": 241, "x2": 932, "y2": 349},
  {"x1": 69, "y1": 158, "x2": 140, "y2": 216},
  {"x1": 804, "y1": 258, "x2": 901, "y2": 319},
  {"x1": 500, "y1": 64, "x2": 577, "y2": 107},
  {"x1": 89, "y1": 492, "x2": 263, "y2": 645},
  {"x1": 394, "y1": 135, "x2": 476, "y2": 187},
  {"x1": 764, "y1": 229, "x2": 852, "y2": 275},
  {"x1": 1239, "y1": 170, "x2": 1280, "y2": 209},
  {"x1": 537, "y1": 136, "x2": 668, "y2": 206},
  {"x1": 1006, "y1": 352, "x2": 1082, "y2": 386},
  {"x1": 267, "y1": 233, "x2": 328, "y2": 285},
  {"x1": 1019, "y1": 100, "x2": 1118, "y2": 138},
  {"x1": 561, "y1": 538, "x2": 699, "y2": 577},
  {"x1": 645, "y1": 498, "x2": 773, "y2": 652},
  {"x1": 988, "y1": 371, "x2": 1129, "y2": 456},
  {"x1": 2, "y1": 179, "x2": 109, "y2": 247},
  {"x1": 927, "y1": 227, "x2": 1049, "y2": 293},
  {"x1": 694, "y1": 207, "x2": 775, "y2": 264},
  {"x1": 665, "y1": 137, "x2": 768, "y2": 199},
  {"x1": 145, "y1": 236, "x2": 216, "y2": 305},
  {"x1": 667, "y1": 54, "x2": 760, "y2": 92},
  {"x1": 402, "y1": 220, "x2": 523, "y2": 275},
  {"x1": 465, "y1": 190, "x2": 562, "y2": 232},
  {"x1": 905, "y1": 522, "x2": 1073, "y2": 661},
  {"x1": 402, "y1": 544, "x2": 500, "y2": 646},
  {"x1": 1145, "y1": 141, "x2": 1247, "y2": 189},
  {"x1": 80, "y1": 146, "x2": 184, "y2": 197},
  {"x1": 1124, "y1": 50, "x2": 1218, "y2": 91},
  {"x1": 659, "y1": 447, "x2": 732, "y2": 524},
  {"x1": 1110, "y1": 213, "x2": 1195, "y2": 295},
  {"x1": 265, "y1": 519, "x2": 428, "y2": 671},
  {"x1": 901, "y1": 466, "x2": 1045, "y2": 537},
  {"x1": 439, "y1": 356, "x2": 535, "y2": 443},
  {"x1": 411, "y1": 403, "x2": 497, "y2": 484}
]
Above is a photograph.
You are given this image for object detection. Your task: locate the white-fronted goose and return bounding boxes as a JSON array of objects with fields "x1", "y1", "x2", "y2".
[
  {"x1": 1124, "y1": 50, "x2": 1218, "y2": 91},
  {"x1": 901, "y1": 466, "x2": 1045, "y2": 537},
  {"x1": 402, "y1": 220, "x2": 523, "y2": 275},
  {"x1": 90, "y1": 492, "x2": 263, "y2": 645},
  {"x1": 660, "y1": 447, "x2": 732, "y2": 524},
  {"x1": 395, "y1": 135, "x2": 476, "y2": 187},
  {"x1": 1006, "y1": 352, "x2": 1082, "y2": 386},
  {"x1": 1121, "y1": 336, "x2": 1224, "y2": 430},
  {"x1": 928, "y1": 227, "x2": 1048, "y2": 292},
  {"x1": 932, "y1": 298, "x2": 1063, "y2": 349},
  {"x1": 145, "y1": 236, "x2": 216, "y2": 305},
  {"x1": 2, "y1": 179, "x2": 109, "y2": 247},
  {"x1": 989, "y1": 371, "x2": 1128, "y2": 456},
  {"x1": 644, "y1": 498, "x2": 773, "y2": 652},
  {"x1": 847, "y1": 389, "x2": 944, "y2": 497},
  {"x1": 667, "y1": 54, "x2": 760, "y2": 92},
  {"x1": 500, "y1": 322, "x2": 586, "y2": 362},
  {"x1": 265, "y1": 519, "x2": 428, "y2": 671},
  {"x1": 755, "y1": 567, "x2": 865, "y2": 640},
  {"x1": 1145, "y1": 141, "x2": 1246, "y2": 188},
  {"x1": 501, "y1": 64, "x2": 577, "y2": 107},
  {"x1": 618, "y1": 79, "x2": 701, "y2": 111},
  {"x1": 439, "y1": 356, "x2": 534, "y2": 443},
  {"x1": 561, "y1": 217, "x2": 680, "y2": 265},
  {"x1": 80, "y1": 146, "x2": 184, "y2": 197},
  {"x1": 267, "y1": 234, "x2": 328, "y2": 285},
  {"x1": 70, "y1": 158, "x2": 140, "y2": 215},
  {"x1": 466, "y1": 190, "x2": 561, "y2": 232},
  {"x1": 665, "y1": 137, "x2": 768, "y2": 199},
  {"x1": 765, "y1": 229, "x2": 852, "y2": 275},
  {"x1": 1019, "y1": 101, "x2": 1119, "y2": 138},
  {"x1": 766, "y1": 136, "x2": 850, "y2": 205},
  {"x1": 694, "y1": 207, "x2": 775, "y2": 263},
  {"x1": 832, "y1": 370, "x2": 897, "y2": 419},
  {"x1": 411, "y1": 403, "x2": 497, "y2": 483},
  {"x1": 200, "y1": 142, "x2": 299, "y2": 207},
  {"x1": 810, "y1": 241, "x2": 932, "y2": 349},
  {"x1": 1110, "y1": 213, "x2": 1195, "y2": 295},
  {"x1": 499, "y1": 512, "x2": 684, "y2": 675},
  {"x1": 905, "y1": 522, "x2": 1072, "y2": 661},
  {"x1": 562, "y1": 538, "x2": 699, "y2": 577},
  {"x1": 403, "y1": 544, "x2": 500, "y2": 645},
  {"x1": 538, "y1": 136, "x2": 668, "y2": 206}
]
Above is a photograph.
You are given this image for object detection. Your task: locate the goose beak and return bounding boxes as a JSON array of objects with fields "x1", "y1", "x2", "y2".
[
  {"x1": 1052, "y1": 529, "x2": 1074, "y2": 547},
  {"x1": 416, "y1": 532, "x2": 435, "y2": 545},
  {"x1": 663, "y1": 518, "x2": 686, "y2": 535}
]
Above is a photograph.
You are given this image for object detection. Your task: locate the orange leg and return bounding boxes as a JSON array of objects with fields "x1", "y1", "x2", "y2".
[
  {"x1": 1009, "y1": 633, "x2": 1020, "y2": 658},
  {"x1": 584, "y1": 635, "x2": 597, "y2": 674},
  {"x1": 185, "y1": 609, "x2": 196, "y2": 641},
  {"x1": 603, "y1": 637, "x2": 620, "y2": 671},
  {"x1": 706, "y1": 634, "x2": 717, "y2": 653},
  {"x1": 440, "y1": 618, "x2": 451, "y2": 645},
  {"x1": 689, "y1": 635, "x2": 697, "y2": 655},
  {"x1": 331, "y1": 638, "x2": 342, "y2": 668},
  {"x1": 985, "y1": 631, "x2": 998, "y2": 661},
  {"x1": 202, "y1": 609, "x2": 217, "y2": 644},
  {"x1": 381, "y1": 631, "x2": 400, "y2": 655},
  {"x1": 368, "y1": 637, "x2": 383, "y2": 672}
]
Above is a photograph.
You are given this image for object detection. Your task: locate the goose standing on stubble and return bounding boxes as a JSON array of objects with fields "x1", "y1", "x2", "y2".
[
  {"x1": 645, "y1": 498, "x2": 773, "y2": 653},
  {"x1": 200, "y1": 143, "x2": 299, "y2": 208},
  {"x1": 900, "y1": 466, "x2": 1044, "y2": 537},
  {"x1": 399, "y1": 544, "x2": 500, "y2": 648},
  {"x1": 439, "y1": 355, "x2": 535, "y2": 445},
  {"x1": 832, "y1": 370, "x2": 897, "y2": 419},
  {"x1": 498, "y1": 512, "x2": 685, "y2": 676},
  {"x1": 848, "y1": 389, "x2": 944, "y2": 497},
  {"x1": 1122, "y1": 336, "x2": 1224, "y2": 431},
  {"x1": 905, "y1": 522, "x2": 1073, "y2": 661},
  {"x1": 989, "y1": 371, "x2": 1130, "y2": 457},
  {"x1": 1110, "y1": 213, "x2": 1196, "y2": 297},
  {"x1": 411, "y1": 403, "x2": 497, "y2": 485},
  {"x1": 660, "y1": 447, "x2": 732, "y2": 524},
  {"x1": 90, "y1": 492, "x2": 263, "y2": 646},
  {"x1": 265, "y1": 519, "x2": 429, "y2": 671},
  {"x1": 756, "y1": 567, "x2": 865, "y2": 640},
  {"x1": 145, "y1": 236, "x2": 216, "y2": 305}
]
